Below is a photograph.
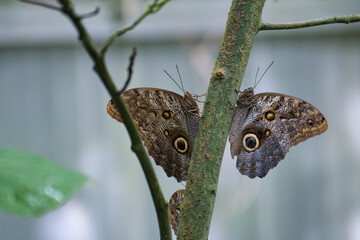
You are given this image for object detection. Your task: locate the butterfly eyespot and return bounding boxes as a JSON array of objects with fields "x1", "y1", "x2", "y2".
[
  {"x1": 242, "y1": 133, "x2": 260, "y2": 152},
  {"x1": 162, "y1": 110, "x2": 173, "y2": 119},
  {"x1": 164, "y1": 130, "x2": 169, "y2": 136},
  {"x1": 307, "y1": 119, "x2": 313, "y2": 126},
  {"x1": 265, "y1": 129, "x2": 271, "y2": 137},
  {"x1": 174, "y1": 137, "x2": 188, "y2": 154},
  {"x1": 264, "y1": 111, "x2": 275, "y2": 121}
]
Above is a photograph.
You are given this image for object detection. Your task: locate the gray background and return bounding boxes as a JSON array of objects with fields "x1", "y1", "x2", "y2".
[{"x1": 1, "y1": 0, "x2": 360, "y2": 239}]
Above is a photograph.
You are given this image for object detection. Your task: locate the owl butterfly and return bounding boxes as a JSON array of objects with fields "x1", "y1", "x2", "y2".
[
  {"x1": 229, "y1": 87, "x2": 328, "y2": 178},
  {"x1": 168, "y1": 189, "x2": 185, "y2": 235},
  {"x1": 107, "y1": 88, "x2": 200, "y2": 182}
]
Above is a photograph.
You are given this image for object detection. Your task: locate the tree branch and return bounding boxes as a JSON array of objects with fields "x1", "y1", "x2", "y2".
[
  {"x1": 57, "y1": 1, "x2": 172, "y2": 239},
  {"x1": 78, "y1": 6, "x2": 100, "y2": 20},
  {"x1": 19, "y1": 0, "x2": 62, "y2": 11},
  {"x1": 119, "y1": 47, "x2": 137, "y2": 93},
  {"x1": 21, "y1": 0, "x2": 172, "y2": 239},
  {"x1": 261, "y1": 14, "x2": 360, "y2": 30},
  {"x1": 100, "y1": 0, "x2": 171, "y2": 56},
  {"x1": 177, "y1": 0, "x2": 266, "y2": 239}
]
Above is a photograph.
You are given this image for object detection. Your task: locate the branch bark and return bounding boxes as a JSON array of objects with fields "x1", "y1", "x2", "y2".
[
  {"x1": 177, "y1": 0, "x2": 266, "y2": 239},
  {"x1": 261, "y1": 14, "x2": 360, "y2": 30}
]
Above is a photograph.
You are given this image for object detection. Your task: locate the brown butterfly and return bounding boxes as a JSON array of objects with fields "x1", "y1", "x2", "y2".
[
  {"x1": 107, "y1": 88, "x2": 200, "y2": 182},
  {"x1": 229, "y1": 87, "x2": 328, "y2": 178}
]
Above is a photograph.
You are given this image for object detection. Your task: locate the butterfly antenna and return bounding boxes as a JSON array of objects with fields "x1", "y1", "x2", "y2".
[
  {"x1": 163, "y1": 69, "x2": 185, "y2": 94},
  {"x1": 176, "y1": 64, "x2": 186, "y2": 93},
  {"x1": 254, "y1": 67, "x2": 260, "y2": 89},
  {"x1": 254, "y1": 61, "x2": 274, "y2": 89}
]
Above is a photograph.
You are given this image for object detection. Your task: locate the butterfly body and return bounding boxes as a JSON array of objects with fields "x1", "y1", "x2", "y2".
[
  {"x1": 107, "y1": 88, "x2": 200, "y2": 182},
  {"x1": 229, "y1": 87, "x2": 328, "y2": 178}
]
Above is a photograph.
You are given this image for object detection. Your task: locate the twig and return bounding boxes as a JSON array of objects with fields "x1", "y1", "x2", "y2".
[
  {"x1": 119, "y1": 47, "x2": 137, "y2": 93},
  {"x1": 19, "y1": 0, "x2": 62, "y2": 11},
  {"x1": 78, "y1": 6, "x2": 100, "y2": 19},
  {"x1": 261, "y1": 14, "x2": 360, "y2": 30},
  {"x1": 100, "y1": 0, "x2": 171, "y2": 56}
]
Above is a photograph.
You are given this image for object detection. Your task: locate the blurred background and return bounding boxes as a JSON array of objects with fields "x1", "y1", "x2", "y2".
[{"x1": 1, "y1": 0, "x2": 360, "y2": 239}]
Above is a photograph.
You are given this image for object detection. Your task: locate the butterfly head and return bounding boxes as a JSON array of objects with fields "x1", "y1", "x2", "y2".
[
  {"x1": 237, "y1": 87, "x2": 255, "y2": 107},
  {"x1": 183, "y1": 91, "x2": 200, "y2": 115}
]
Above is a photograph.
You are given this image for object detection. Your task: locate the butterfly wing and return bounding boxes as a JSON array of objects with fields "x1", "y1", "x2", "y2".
[
  {"x1": 229, "y1": 89, "x2": 328, "y2": 178},
  {"x1": 107, "y1": 88, "x2": 200, "y2": 182},
  {"x1": 168, "y1": 189, "x2": 185, "y2": 235}
]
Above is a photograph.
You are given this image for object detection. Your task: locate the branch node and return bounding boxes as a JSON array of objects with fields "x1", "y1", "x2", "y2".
[{"x1": 78, "y1": 6, "x2": 100, "y2": 20}]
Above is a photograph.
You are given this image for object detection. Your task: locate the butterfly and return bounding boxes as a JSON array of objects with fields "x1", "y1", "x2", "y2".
[
  {"x1": 229, "y1": 87, "x2": 328, "y2": 178},
  {"x1": 107, "y1": 88, "x2": 200, "y2": 182}
]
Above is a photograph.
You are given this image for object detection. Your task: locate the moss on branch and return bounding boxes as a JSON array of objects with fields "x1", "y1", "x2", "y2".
[{"x1": 177, "y1": 0, "x2": 266, "y2": 239}]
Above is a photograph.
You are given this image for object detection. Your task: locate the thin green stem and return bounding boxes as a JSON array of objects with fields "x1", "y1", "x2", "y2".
[
  {"x1": 261, "y1": 14, "x2": 360, "y2": 30},
  {"x1": 19, "y1": 0, "x2": 61, "y2": 10},
  {"x1": 101, "y1": 0, "x2": 171, "y2": 56},
  {"x1": 57, "y1": 1, "x2": 172, "y2": 239},
  {"x1": 22, "y1": 0, "x2": 172, "y2": 238}
]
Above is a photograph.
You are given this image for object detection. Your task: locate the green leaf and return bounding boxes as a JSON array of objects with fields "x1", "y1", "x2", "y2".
[{"x1": 0, "y1": 149, "x2": 88, "y2": 217}]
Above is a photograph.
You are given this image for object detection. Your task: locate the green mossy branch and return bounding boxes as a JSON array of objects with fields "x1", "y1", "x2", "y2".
[
  {"x1": 177, "y1": 0, "x2": 266, "y2": 239},
  {"x1": 261, "y1": 14, "x2": 360, "y2": 30},
  {"x1": 178, "y1": 3, "x2": 360, "y2": 240}
]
